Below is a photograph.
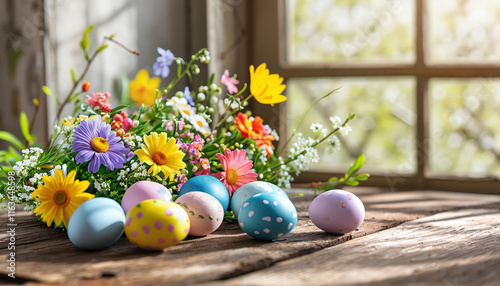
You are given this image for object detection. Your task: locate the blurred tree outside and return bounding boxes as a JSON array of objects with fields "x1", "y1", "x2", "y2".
[{"x1": 286, "y1": 0, "x2": 500, "y2": 179}]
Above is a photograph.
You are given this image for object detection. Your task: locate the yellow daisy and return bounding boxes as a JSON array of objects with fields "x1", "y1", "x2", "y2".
[
  {"x1": 249, "y1": 63, "x2": 287, "y2": 106},
  {"x1": 31, "y1": 169, "x2": 94, "y2": 228},
  {"x1": 129, "y1": 69, "x2": 161, "y2": 107},
  {"x1": 134, "y1": 132, "x2": 187, "y2": 180}
]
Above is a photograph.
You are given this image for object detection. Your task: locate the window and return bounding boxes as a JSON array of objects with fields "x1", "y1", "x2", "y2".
[{"x1": 250, "y1": 0, "x2": 500, "y2": 193}]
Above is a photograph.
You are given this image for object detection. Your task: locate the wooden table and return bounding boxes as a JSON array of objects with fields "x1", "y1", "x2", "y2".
[{"x1": 1, "y1": 188, "x2": 499, "y2": 285}]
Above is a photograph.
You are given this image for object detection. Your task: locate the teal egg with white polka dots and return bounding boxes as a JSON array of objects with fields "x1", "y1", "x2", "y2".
[
  {"x1": 231, "y1": 181, "x2": 289, "y2": 218},
  {"x1": 238, "y1": 193, "x2": 297, "y2": 241}
]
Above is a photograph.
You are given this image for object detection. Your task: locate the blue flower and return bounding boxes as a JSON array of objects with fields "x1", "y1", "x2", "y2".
[
  {"x1": 153, "y1": 47, "x2": 175, "y2": 78},
  {"x1": 183, "y1": 86, "x2": 195, "y2": 106}
]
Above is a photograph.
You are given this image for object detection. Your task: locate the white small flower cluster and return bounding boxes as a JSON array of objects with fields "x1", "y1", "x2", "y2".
[
  {"x1": 288, "y1": 132, "x2": 319, "y2": 175},
  {"x1": 277, "y1": 157, "x2": 293, "y2": 189},
  {"x1": 328, "y1": 135, "x2": 341, "y2": 152},
  {"x1": 7, "y1": 147, "x2": 48, "y2": 209},
  {"x1": 93, "y1": 175, "x2": 111, "y2": 193},
  {"x1": 116, "y1": 159, "x2": 150, "y2": 189},
  {"x1": 122, "y1": 134, "x2": 143, "y2": 149},
  {"x1": 329, "y1": 116, "x2": 352, "y2": 136},
  {"x1": 310, "y1": 123, "x2": 328, "y2": 138},
  {"x1": 199, "y1": 50, "x2": 210, "y2": 64},
  {"x1": 13, "y1": 147, "x2": 44, "y2": 177}
]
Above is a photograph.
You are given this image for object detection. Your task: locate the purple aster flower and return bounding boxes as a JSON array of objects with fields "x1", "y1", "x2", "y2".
[
  {"x1": 153, "y1": 47, "x2": 175, "y2": 78},
  {"x1": 183, "y1": 86, "x2": 195, "y2": 106},
  {"x1": 71, "y1": 116, "x2": 129, "y2": 173}
]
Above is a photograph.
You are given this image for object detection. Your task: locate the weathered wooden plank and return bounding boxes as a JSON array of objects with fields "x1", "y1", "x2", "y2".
[
  {"x1": 215, "y1": 204, "x2": 500, "y2": 285},
  {"x1": 1, "y1": 189, "x2": 499, "y2": 285}
]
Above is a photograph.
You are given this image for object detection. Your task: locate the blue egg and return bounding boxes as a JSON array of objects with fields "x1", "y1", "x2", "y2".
[
  {"x1": 238, "y1": 193, "x2": 297, "y2": 241},
  {"x1": 68, "y1": 197, "x2": 126, "y2": 250},
  {"x1": 179, "y1": 175, "x2": 229, "y2": 212},
  {"x1": 231, "y1": 181, "x2": 289, "y2": 218}
]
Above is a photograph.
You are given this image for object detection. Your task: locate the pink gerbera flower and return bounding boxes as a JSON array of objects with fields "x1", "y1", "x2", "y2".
[
  {"x1": 220, "y1": 69, "x2": 239, "y2": 95},
  {"x1": 212, "y1": 149, "x2": 257, "y2": 196}
]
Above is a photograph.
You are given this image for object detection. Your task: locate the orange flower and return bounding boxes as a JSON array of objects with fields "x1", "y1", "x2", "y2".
[
  {"x1": 234, "y1": 112, "x2": 275, "y2": 155},
  {"x1": 81, "y1": 81, "x2": 90, "y2": 92}
]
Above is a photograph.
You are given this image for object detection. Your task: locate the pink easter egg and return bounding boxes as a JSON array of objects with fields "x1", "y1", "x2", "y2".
[{"x1": 121, "y1": 181, "x2": 173, "y2": 214}]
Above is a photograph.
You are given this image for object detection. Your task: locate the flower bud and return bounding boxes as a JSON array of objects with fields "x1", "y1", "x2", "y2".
[
  {"x1": 113, "y1": 114, "x2": 124, "y2": 122},
  {"x1": 122, "y1": 118, "x2": 133, "y2": 131},
  {"x1": 116, "y1": 129, "x2": 125, "y2": 137},
  {"x1": 81, "y1": 81, "x2": 90, "y2": 92},
  {"x1": 197, "y1": 92, "x2": 206, "y2": 101},
  {"x1": 191, "y1": 64, "x2": 200, "y2": 75}
]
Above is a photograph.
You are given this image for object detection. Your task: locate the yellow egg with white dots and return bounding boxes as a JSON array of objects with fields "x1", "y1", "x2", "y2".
[{"x1": 124, "y1": 199, "x2": 190, "y2": 250}]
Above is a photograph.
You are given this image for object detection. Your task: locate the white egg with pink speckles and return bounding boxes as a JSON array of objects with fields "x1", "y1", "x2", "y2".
[
  {"x1": 308, "y1": 189, "x2": 365, "y2": 234},
  {"x1": 175, "y1": 191, "x2": 224, "y2": 236}
]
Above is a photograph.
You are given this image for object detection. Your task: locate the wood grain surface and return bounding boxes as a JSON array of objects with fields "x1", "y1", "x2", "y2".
[{"x1": 0, "y1": 188, "x2": 499, "y2": 285}]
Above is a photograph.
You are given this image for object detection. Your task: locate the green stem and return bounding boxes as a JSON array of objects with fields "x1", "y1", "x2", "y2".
[
  {"x1": 159, "y1": 48, "x2": 207, "y2": 99},
  {"x1": 277, "y1": 88, "x2": 339, "y2": 156},
  {"x1": 214, "y1": 94, "x2": 253, "y2": 131}
]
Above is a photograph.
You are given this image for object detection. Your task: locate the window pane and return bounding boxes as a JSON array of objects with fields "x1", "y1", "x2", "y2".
[
  {"x1": 287, "y1": 77, "x2": 416, "y2": 174},
  {"x1": 428, "y1": 0, "x2": 500, "y2": 64},
  {"x1": 429, "y1": 79, "x2": 500, "y2": 178},
  {"x1": 286, "y1": 0, "x2": 415, "y2": 64}
]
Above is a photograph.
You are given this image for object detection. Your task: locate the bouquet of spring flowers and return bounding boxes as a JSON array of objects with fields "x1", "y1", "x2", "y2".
[{"x1": 0, "y1": 26, "x2": 367, "y2": 229}]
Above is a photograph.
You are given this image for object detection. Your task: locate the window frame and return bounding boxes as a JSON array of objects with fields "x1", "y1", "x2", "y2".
[{"x1": 249, "y1": 0, "x2": 500, "y2": 194}]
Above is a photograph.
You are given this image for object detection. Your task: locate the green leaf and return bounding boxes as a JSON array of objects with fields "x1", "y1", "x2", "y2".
[
  {"x1": 108, "y1": 34, "x2": 116, "y2": 39},
  {"x1": 208, "y1": 73, "x2": 215, "y2": 86},
  {"x1": 120, "y1": 75, "x2": 130, "y2": 106},
  {"x1": 19, "y1": 112, "x2": 33, "y2": 144},
  {"x1": 354, "y1": 173, "x2": 370, "y2": 181},
  {"x1": 346, "y1": 180, "x2": 360, "y2": 186},
  {"x1": 80, "y1": 24, "x2": 94, "y2": 52},
  {"x1": 176, "y1": 59, "x2": 182, "y2": 77},
  {"x1": 96, "y1": 44, "x2": 108, "y2": 54},
  {"x1": 42, "y1": 85, "x2": 60, "y2": 106},
  {"x1": 70, "y1": 68, "x2": 77, "y2": 83},
  {"x1": 109, "y1": 105, "x2": 128, "y2": 114},
  {"x1": 328, "y1": 176, "x2": 338, "y2": 183},
  {"x1": 347, "y1": 154, "x2": 365, "y2": 177},
  {"x1": 68, "y1": 93, "x2": 81, "y2": 102},
  {"x1": 0, "y1": 131, "x2": 24, "y2": 150}
]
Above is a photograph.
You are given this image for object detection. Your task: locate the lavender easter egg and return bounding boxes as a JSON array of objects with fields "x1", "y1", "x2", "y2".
[
  {"x1": 238, "y1": 193, "x2": 297, "y2": 241},
  {"x1": 121, "y1": 181, "x2": 173, "y2": 214},
  {"x1": 175, "y1": 191, "x2": 224, "y2": 236},
  {"x1": 179, "y1": 175, "x2": 229, "y2": 213},
  {"x1": 231, "y1": 181, "x2": 289, "y2": 218},
  {"x1": 124, "y1": 199, "x2": 190, "y2": 250},
  {"x1": 308, "y1": 189, "x2": 365, "y2": 234}
]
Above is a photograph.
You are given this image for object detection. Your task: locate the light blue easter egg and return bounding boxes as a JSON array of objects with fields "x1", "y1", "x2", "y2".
[
  {"x1": 231, "y1": 181, "x2": 289, "y2": 218},
  {"x1": 238, "y1": 193, "x2": 297, "y2": 241},
  {"x1": 179, "y1": 175, "x2": 229, "y2": 212},
  {"x1": 68, "y1": 197, "x2": 126, "y2": 250}
]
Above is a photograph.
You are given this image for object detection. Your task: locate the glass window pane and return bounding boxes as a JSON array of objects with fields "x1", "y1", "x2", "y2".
[
  {"x1": 429, "y1": 78, "x2": 500, "y2": 178},
  {"x1": 286, "y1": 0, "x2": 415, "y2": 64},
  {"x1": 428, "y1": 0, "x2": 500, "y2": 64},
  {"x1": 287, "y1": 77, "x2": 416, "y2": 174}
]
